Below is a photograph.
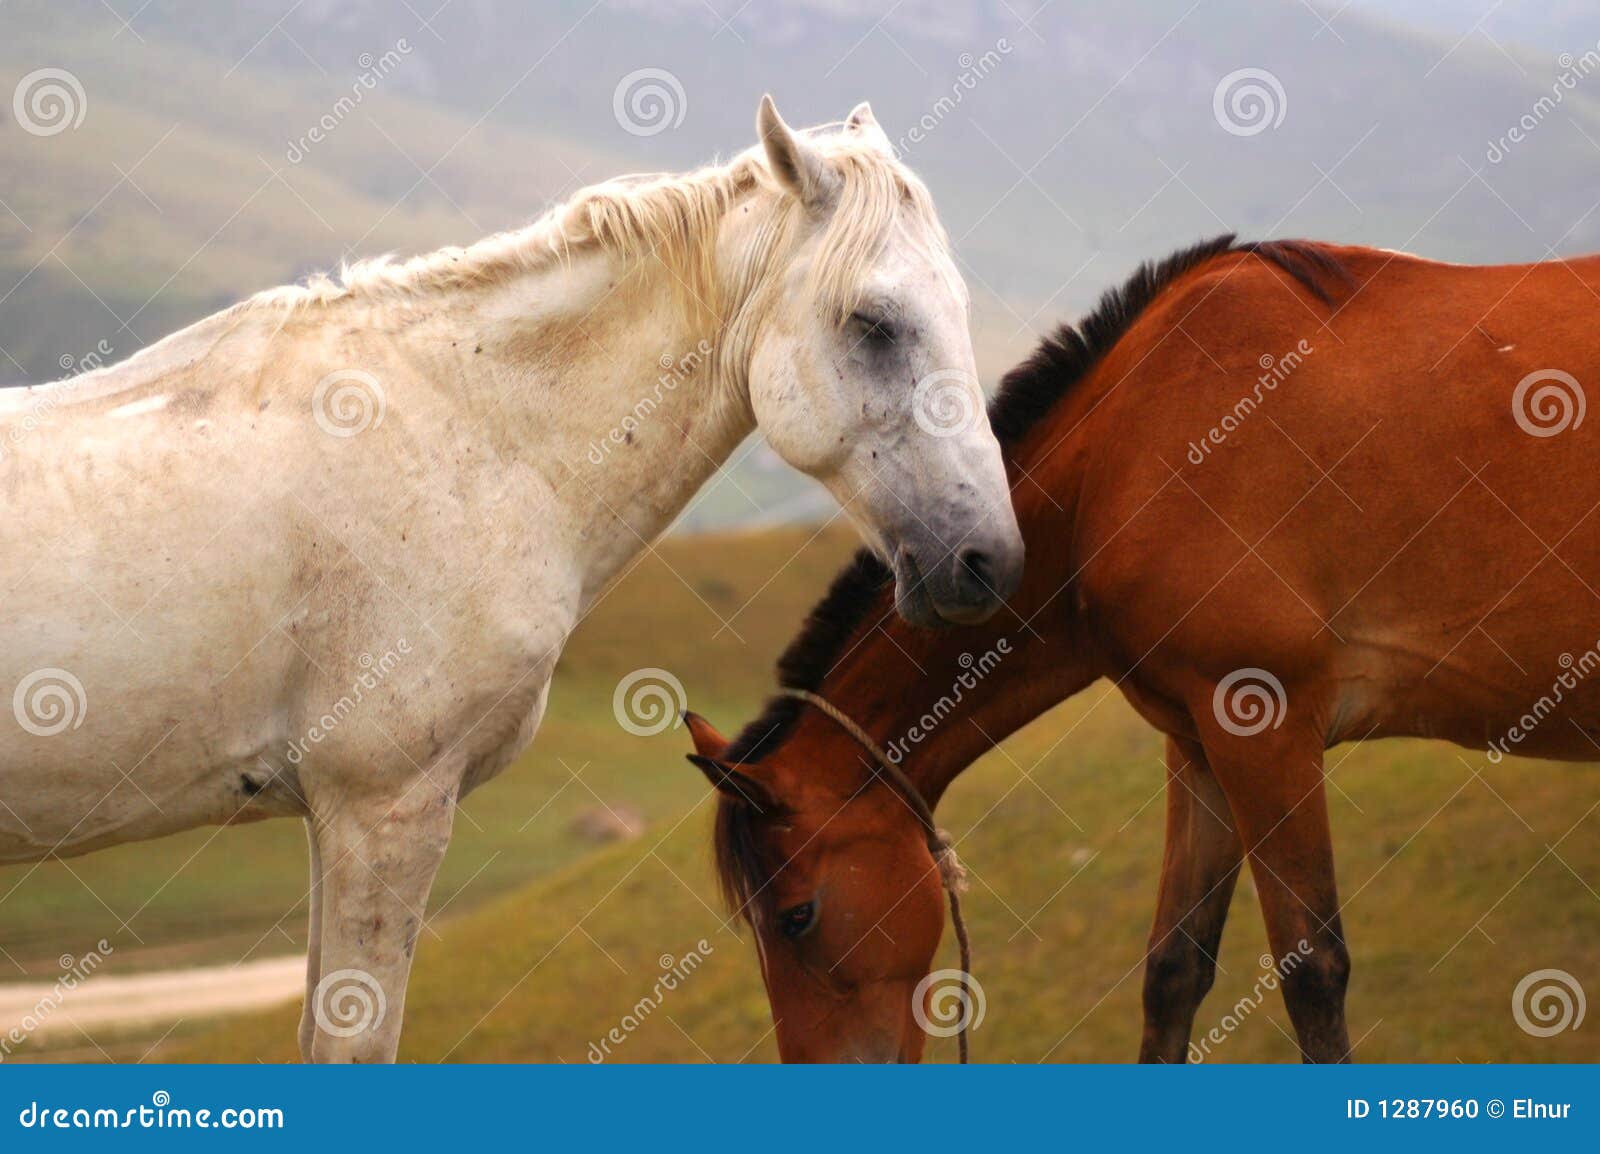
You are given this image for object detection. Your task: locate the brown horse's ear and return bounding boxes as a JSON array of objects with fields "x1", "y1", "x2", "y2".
[
  {"x1": 687, "y1": 754, "x2": 777, "y2": 814},
  {"x1": 682, "y1": 711, "x2": 728, "y2": 758}
]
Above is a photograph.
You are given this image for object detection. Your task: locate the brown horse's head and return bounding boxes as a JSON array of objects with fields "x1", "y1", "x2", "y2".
[{"x1": 684, "y1": 711, "x2": 947, "y2": 1062}]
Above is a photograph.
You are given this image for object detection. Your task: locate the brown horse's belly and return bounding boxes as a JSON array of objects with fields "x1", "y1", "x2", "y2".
[{"x1": 1329, "y1": 631, "x2": 1600, "y2": 763}]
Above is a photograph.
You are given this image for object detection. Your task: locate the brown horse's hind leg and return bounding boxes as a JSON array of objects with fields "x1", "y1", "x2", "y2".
[
  {"x1": 1196, "y1": 714, "x2": 1352, "y2": 1063},
  {"x1": 1139, "y1": 736, "x2": 1244, "y2": 1062}
]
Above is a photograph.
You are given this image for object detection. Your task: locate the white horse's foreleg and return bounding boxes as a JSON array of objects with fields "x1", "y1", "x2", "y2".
[
  {"x1": 297, "y1": 817, "x2": 324, "y2": 1062},
  {"x1": 305, "y1": 783, "x2": 456, "y2": 1063}
]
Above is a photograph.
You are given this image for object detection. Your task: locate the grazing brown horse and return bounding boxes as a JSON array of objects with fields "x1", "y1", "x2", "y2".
[{"x1": 684, "y1": 234, "x2": 1600, "y2": 1062}]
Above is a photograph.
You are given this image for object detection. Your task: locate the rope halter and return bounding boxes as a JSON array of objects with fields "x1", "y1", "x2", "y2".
[{"x1": 778, "y1": 688, "x2": 975, "y2": 1063}]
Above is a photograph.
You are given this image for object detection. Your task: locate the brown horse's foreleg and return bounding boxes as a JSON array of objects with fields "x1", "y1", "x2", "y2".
[
  {"x1": 1197, "y1": 717, "x2": 1352, "y2": 1063},
  {"x1": 1139, "y1": 736, "x2": 1244, "y2": 1062}
]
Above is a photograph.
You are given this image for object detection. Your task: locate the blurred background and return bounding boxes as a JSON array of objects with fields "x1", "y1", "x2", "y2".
[{"x1": 1, "y1": 0, "x2": 1596, "y2": 1062}]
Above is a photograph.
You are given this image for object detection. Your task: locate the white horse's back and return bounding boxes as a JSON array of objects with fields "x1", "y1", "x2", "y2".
[{"x1": 1, "y1": 309, "x2": 312, "y2": 860}]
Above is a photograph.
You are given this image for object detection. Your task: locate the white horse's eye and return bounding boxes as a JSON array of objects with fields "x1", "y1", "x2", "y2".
[{"x1": 850, "y1": 311, "x2": 896, "y2": 345}]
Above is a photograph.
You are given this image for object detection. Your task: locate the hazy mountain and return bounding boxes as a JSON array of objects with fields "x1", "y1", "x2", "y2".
[
  {"x1": 4, "y1": 0, "x2": 1598, "y2": 527},
  {"x1": 1351, "y1": 1, "x2": 1600, "y2": 54}
]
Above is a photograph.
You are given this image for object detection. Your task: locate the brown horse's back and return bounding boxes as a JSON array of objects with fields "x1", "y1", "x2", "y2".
[{"x1": 1065, "y1": 245, "x2": 1600, "y2": 760}]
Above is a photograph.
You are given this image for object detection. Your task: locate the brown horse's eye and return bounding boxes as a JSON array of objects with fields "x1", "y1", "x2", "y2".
[{"x1": 779, "y1": 901, "x2": 817, "y2": 939}]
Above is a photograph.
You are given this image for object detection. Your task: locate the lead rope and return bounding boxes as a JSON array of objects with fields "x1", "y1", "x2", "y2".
[{"x1": 778, "y1": 688, "x2": 973, "y2": 1064}]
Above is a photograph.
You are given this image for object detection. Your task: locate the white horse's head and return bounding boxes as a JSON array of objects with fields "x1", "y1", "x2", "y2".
[{"x1": 741, "y1": 96, "x2": 1023, "y2": 627}]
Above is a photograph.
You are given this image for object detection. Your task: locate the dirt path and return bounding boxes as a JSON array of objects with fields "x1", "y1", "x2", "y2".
[{"x1": 0, "y1": 954, "x2": 304, "y2": 1040}]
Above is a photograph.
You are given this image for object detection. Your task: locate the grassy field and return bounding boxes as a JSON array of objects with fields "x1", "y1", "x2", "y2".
[{"x1": 5, "y1": 523, "x2": 1597, "y2": 1063}]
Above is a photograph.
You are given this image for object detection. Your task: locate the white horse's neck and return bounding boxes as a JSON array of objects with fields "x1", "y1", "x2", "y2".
[{"x1": 414, "y1": 194, "x2": 779, "y2": 602}]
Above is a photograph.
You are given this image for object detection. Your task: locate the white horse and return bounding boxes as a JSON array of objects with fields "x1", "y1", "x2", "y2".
[{"x1": 0, "y1": 97, "x2": 1022, "y2": 1061}]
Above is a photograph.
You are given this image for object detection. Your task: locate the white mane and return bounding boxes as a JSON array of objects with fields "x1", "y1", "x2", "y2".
[{"x1": 244, "y1": 125, "x2": 950, "y2": 325}]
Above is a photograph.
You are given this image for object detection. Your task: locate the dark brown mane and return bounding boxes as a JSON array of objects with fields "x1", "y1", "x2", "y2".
[
  {"x1": 986, "y1": 235, "x2": 1348, "y2": 444},
  {"x1": 713, "y1": 234, "x2": 1349, "y2": 917}
]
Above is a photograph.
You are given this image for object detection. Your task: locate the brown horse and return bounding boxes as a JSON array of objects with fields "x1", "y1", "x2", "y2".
[{"x1": 683, "y1": 234, "x2": 1600, "y2": 1062}]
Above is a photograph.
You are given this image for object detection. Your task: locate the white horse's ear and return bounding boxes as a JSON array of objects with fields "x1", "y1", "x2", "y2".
[
  {"x1": 845, "y1": 101, "x2": 892, "y2": 152},
  {"x1": 758, "y1": 94, "x2": 830, "y2": 207}
]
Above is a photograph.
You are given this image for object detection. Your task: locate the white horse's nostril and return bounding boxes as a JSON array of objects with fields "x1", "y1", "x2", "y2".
[{"x1": 957, "y1": 548, "x2": 995, "y2": 590}]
